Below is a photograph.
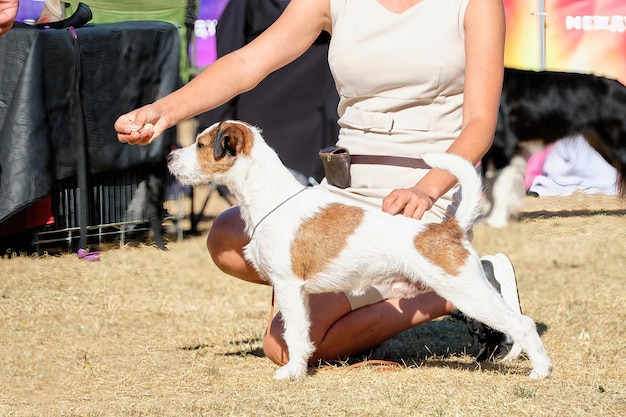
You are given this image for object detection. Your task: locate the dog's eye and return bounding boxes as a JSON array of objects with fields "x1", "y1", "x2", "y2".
[{"x1": 197, "y1": 142, "x2": 204, "y2": 149}]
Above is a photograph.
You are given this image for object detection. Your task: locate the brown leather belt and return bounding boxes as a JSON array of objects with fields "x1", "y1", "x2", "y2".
[{"x1": 350, "y1": 154, "x2": 431, "y2": 169}]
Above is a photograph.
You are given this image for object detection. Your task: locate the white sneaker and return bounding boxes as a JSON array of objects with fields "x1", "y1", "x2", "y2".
[{"x1": 481, "y1": 253, "x2": 522, "y2": 315}]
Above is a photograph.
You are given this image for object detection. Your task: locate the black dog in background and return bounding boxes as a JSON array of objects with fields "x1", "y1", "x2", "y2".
[{"x1": 485, "y1": 67, "x2": 626, "y2": 195}]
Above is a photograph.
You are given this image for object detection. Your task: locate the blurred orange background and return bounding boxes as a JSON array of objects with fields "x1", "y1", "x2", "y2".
[{"x1": 504, "y1": 0, "x2": 626, "y2": 84}]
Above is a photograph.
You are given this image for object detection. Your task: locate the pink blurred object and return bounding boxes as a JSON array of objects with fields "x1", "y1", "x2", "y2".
[
  {"x1": 77, "y1": 248, "x2": 101, "y2": 262},
  {"x1": 524, "y1": 146, "x2": 553, "y2": 191}
]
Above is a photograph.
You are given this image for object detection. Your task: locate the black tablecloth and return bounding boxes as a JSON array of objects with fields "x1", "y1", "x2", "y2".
[{"x1": 0, "y1": 21, "x2": 180, "y2": 224}]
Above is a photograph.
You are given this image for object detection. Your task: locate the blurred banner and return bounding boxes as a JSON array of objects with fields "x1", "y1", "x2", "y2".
[
  {"x1": 15, "y1": 0, "x2": 46, "y2": 24},
  {"x1": 191, "y1": 0, "x2": 231, "y2": 68},
  {"x1": 504, "y1": 0, "x2": 626, "y2": 84}
]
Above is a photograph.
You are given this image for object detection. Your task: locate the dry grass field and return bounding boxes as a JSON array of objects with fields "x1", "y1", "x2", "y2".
[{"x1": 1, "y1": 190, "x2": 625, "y2": 416}]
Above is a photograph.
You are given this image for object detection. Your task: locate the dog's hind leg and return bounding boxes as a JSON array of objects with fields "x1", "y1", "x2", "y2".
[
  {"x1": 439, "y1": 261, "x2": 552, "y2": 379},
  {"x1": 501, "y1": 315, "x2": 553, "y2": 379},
  {"x1": 466, "y1": 303, "x2": 551, "y2": 378},
  {"x1": 455, "y1": 296, "x2": 551, "y2": 378},
  {"x1": 271, "y1": 282, "x2": 315, "y2": 380}
]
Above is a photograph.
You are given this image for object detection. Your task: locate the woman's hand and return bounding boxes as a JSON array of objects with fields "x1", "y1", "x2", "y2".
[
  {"x1": 114, "y1": 104, "x2": 168, "y2": 146},
  {"x1": 382, "y1": 187, "x2": 436, "y2": 220},
  {"x1": 0, "y1": 0, "x2": 18, "y2": 37}
]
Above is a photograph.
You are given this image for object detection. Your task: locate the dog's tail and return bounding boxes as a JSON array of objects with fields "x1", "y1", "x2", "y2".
[{"x1": 422, "y1": 153, "x2": 483, "y2": 232}]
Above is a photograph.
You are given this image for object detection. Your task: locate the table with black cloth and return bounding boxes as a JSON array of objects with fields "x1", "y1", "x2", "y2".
[{"x1": 0, "y1": 21, "x2": 180, "y2": 249}]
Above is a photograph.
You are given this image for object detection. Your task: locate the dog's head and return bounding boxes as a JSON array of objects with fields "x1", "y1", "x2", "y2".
[{"x1": 167, "y1": 120, "x2": 256, "y2": 186}]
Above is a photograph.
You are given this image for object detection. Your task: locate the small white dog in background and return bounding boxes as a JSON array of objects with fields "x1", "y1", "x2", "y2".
[
  {"x1": 167, "y1": 120, "x2": 552, "y2": 380},
  {"x1": 481, "y1": 155, "x2": 528, "y2": 228}
]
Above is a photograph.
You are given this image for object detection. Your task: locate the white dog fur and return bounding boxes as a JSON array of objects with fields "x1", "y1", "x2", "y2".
[
  {"x1": 481, "y1": 155, "x2": 528, "y2": 228},
  {"x1": 167, "y1": 120, "x2": 552, "y2": 380}
]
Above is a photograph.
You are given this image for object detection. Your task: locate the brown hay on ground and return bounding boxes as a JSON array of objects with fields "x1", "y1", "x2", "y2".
[{"x1": 1, "y1": 192, "x2": 625, "y2": 416}]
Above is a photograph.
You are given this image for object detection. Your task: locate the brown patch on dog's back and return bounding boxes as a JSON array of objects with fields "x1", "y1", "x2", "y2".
[
  {"x1": 414, "y1": 219, "x2": 469, "y2": 276},
  {"x1": 291, "y1": 203, "x2": 364, "y2": 280}
]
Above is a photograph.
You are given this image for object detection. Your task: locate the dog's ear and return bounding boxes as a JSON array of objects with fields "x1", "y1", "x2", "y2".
[
  {"x1": 213, "y1": 121, "x2": 227, "y2": 159},
  {"x1": 213, "y1": 122, "x2": 247, "y2": 159}
]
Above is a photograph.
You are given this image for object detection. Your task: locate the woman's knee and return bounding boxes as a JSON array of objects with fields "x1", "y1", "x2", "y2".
[
  {"x1": 206, "y1": 207, "x2": 242, "y2": 254},
  {"x1": 206, "y1": 207, "x2": 245, "y2": 267},
  {"x1": 206, "y1": 206, "x2": 264, "y2": 283}
]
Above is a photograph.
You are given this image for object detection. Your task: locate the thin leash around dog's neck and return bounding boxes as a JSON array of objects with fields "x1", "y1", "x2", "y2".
[{"x1": 249, "y1": 186, "x2": 309, "y2": 240}]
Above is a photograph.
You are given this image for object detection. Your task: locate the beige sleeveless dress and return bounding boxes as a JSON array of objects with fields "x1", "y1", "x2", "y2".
[
  {"x1": 322, "y1": 0, "x2": 470, "y2": 221},
  {"x1": 321, "y1": 0, "x2": 471, "y2": 308}
]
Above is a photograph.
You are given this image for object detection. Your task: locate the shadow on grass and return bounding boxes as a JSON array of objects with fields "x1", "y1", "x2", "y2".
[
  {"x1": 519, "y1": 208, "x2": 626, "y2": 220},
  {"x1": 177, "y1": 339, "x2": 265, "y2": 358},
  {"x1": 318, "y1": 318, "x2": 549, "y2": 376},
  {"x1": 222, "y1": 347, "x2": 266, "y2": 358},
  {"x1": 186, "y1": 318, "x2": 549, "y2": 377}
]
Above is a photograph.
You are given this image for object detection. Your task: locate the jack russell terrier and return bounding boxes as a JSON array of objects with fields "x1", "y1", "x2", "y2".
[{"x1": 167, "y1": 120, "x2": 552, "y2": 380}]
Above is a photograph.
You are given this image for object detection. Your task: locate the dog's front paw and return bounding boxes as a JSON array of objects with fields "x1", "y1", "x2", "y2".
[
  {"x1": 529, "y1": 363, "x2": 552, "y2": 379},
  {"x1": 528, "y1": 353, "x2": 553, "y2": 379},
  {"x1": 274, "y1": 363, "x2": 308, "y2": 380}
]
